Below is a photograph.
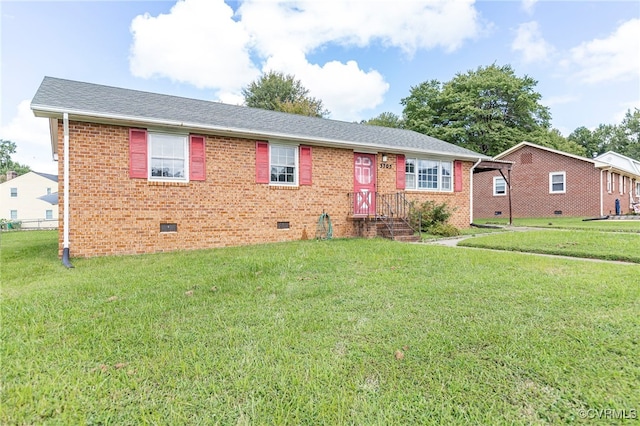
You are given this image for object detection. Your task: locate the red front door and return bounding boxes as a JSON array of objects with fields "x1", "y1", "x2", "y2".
[{"x1": 353, "y1": 153, "x2": 376, "y2": 216}]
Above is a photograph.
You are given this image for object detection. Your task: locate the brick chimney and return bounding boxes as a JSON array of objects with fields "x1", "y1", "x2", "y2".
[{"x1": 6, "y1": 170, "x2": 17, "y2": 181}]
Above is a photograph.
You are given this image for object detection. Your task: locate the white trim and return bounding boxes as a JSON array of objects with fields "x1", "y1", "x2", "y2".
[
  {"x1": 404, "y1": 157, "x2": 454, "y2": 192},
  {"x1": 63, "y1": 113, "x2": 70, "y2": 250},
  {"x1": 549, "y1": 171, "x2": 566, "y2": 194},
  {"x1": 493, "y1": 176, "x2": 507, "y2": 196},
  {"x1": 147, "y1": 132, "x2": 189, "y2": 183},
  {"x1": 495, "y1": 141, "x2": 604, "y2": 165},
  {"x1": 269, "y1": 143, "x2": 299, "y2": 187}
]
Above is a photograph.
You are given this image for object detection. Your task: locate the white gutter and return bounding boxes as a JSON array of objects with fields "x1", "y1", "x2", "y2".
[
  {"x1": 62, "y1": 113, "x2": 73, "y2": 268},
  {"x1": 31, "y1": 105, "x2": 487, "y2": 162},
  {"x1": 600, "y1": 169, "x2": 604, "y2": 217},
  {"x1": 469, "y1": 157, "x2": 484, "y2": 224}
]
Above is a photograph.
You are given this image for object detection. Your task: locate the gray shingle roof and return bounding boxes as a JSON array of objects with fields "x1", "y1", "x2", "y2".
[
  {"x1": 31, "y1": 76, "x2": 486, "y2": 159},
  {"x1": 33, "y1": 171, "x2": 58, "y2": 182}
]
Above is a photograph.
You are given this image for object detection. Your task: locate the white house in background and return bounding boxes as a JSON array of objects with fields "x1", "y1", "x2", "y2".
[
  {"x1": 594, "y1": 151, "x2": 640, "y2": 212},
  {"x1": 0, "y1": 171, "x2": 58, "y2": 229}
]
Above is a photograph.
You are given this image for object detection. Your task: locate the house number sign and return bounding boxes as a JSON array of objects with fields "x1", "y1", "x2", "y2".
[{"x1": 379, "y1": 163, "x2": 393, "y2": 169}]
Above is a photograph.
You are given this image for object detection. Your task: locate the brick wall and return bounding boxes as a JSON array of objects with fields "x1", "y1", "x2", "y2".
[
  {"x1": 58, "y1": 122, "x2": 473, "y2": 257},
  {"x1": 473, "y1": 145, "x2": 602, "y2": 219}
]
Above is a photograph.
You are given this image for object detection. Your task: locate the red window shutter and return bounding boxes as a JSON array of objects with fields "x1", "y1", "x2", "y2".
[
  {"x1": 454, "y1": 160, "x2": 463, "y2": 192},
  {"x1": 299, "y1": 146, "x2": 312, "y2": 185},
  {"x1": 396, "y1": 154, "x2": 405, "y2": 189},
  {"x1": 129, "y1": 128, "x2": 147, "y2": 179},
  {"x1": 256, "y1": 141, "x2": 269, "y2": 184},
  {"x1": 189, "y1": 135, "x2": 206, "y2": 181}
]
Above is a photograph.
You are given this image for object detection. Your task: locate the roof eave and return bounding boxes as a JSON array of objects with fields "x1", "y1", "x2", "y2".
[{"x1": 31, "y1": 105, "x2": 486, "y2": 161}]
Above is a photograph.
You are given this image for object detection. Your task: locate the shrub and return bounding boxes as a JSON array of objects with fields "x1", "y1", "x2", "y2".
[
  {"x1": 408, "y1": 200, "x2": 456, "y2": 232},
  {"x1": 428, "y1": 223, "x2": 460, "y2": 237}
]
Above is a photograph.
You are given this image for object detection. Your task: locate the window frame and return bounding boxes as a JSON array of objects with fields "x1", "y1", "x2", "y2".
[
  {"x1": 10, "y1": 210, "x2": 17, "y2": 220},
  {"x1": 636, "y1": 181, "x2": 640, "y2": 197},
  {"x1": 404, "y1": 157, "x2": 453, "y2": 192},
  {"x1": 148, "y1": 131, "x2": 189, "y2": 182},
  {"x1": 46, "y1": 210, "x2": 53, "y2": 220},
  {"x1": 493, "y1": 176, "x2": 507, "y2": 196},
  {"x1": 549, "y1": 171, "x2": 566, "y2": 194},
  {"x1": 269, "y1": 143, "x2": 299, "y2": 186},
  {"x1": 10, "y1": 187, "x2": 17, "y2": 197}
]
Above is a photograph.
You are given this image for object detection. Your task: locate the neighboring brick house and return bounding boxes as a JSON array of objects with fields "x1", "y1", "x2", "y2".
[
  {"x1": 31, "y1": 77, "x2": 488, "y2": 259},
  {"x1": 0, "y1": 170, "x2": 58, "y2": 229},
  {"x1": 473, "y1": 142, "x2": 640, "y2": 220}
]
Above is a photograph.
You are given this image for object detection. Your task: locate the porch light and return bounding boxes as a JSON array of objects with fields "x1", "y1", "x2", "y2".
[{"x1": 382, "y1": 154, "x2": 388, "y2": 162}]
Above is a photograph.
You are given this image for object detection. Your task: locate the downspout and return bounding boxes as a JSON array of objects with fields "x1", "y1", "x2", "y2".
[
  {"x1": 599, "y1": 169, "x2": 604, "y2": 217},
  {"x1": 62, "y1": 112, "x2": 74, "y2": 268},
  {"x1": 469, "y1": 157, "x2": 483, "y2": 224}
]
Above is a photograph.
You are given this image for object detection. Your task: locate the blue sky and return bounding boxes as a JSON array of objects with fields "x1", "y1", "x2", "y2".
[{"x1": 1, "y1": 0, "x2": 638, "y2": 174}]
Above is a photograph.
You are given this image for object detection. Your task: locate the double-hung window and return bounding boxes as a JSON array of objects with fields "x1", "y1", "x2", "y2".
[
  {"x1": 46, "y1": 210, "x2": 53, "y2": 220},
  {"x1": 149, "y1": 133, "x2": 188, "y2": 181},
  {"x1": 493, "y1": 177, "x2": 506, "y2": 196},
  {"x1": 549, "y1": 171, "x2": 566, "y2": 194},
  {"x1": 10, "y1": 188, "x2": 17, "y2": 197},
  {"x1": 10, "y1": 210, "x2": 17, "y2": 220},
  {"x1": 636, "y1": 181, "x2": 640, "y2": 197},
  {"x1": 270, "y1": 144, "x2": 297, "y2": 185},
  {"x1": 405, "y1": 158, "x2": 453, "y2": 191}
]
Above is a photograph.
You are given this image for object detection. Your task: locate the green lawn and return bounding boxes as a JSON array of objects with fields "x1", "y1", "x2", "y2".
[
  {"x1": 474, "y1": 216, "x2": 640, "y2": 232},
  {"x1": 2, "y1": 231, "x2": 639, "y2": 424},
  {"x1": 459, "y1": 229, "x2": 640, "y2": 263}
]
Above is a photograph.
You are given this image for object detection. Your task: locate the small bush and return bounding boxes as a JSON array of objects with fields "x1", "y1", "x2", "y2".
[
  {"x1": 409, "y1": 201, "x2": 456, "y2": 232},
  {"x1": 428, "y1": 223, "x2": 460, "y2": 237}
]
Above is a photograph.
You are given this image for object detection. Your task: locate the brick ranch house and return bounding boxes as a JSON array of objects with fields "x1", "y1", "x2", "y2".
[
  {"x1": 473, "y1": 142, "x2": 640, "y2": 220},
  {"x1": 31, "y1": 77, "x2": 489, "y2": 260}
]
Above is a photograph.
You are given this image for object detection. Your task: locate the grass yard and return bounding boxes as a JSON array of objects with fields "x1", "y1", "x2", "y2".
[
  {"x1": 1, "y1": 231, "x2": 639, "y2": 424},
  {"x1": 474, "y1": 216, "x2": 640, "y2": 233},
  {"x1": 459, "y1": 229, "x2": 640, "y2": 263}
]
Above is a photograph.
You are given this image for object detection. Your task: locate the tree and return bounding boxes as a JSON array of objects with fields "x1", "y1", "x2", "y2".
[
  {"x1": 361, "y1": 112, "x2": 404, "y2": 128},
  {"x1": 0, "y1": 139, "x2": 31, "y2": 182},
  {"x1": 401, "y1": 64, "x2": 551, "y2": 156},
  {"x1": 530, "y1": 128, "x2": 586, "y2": 157},
  {"x1": 568, "y1": 109, "x2": 640, "y2": 160},
  {"x1": 242, "y1": 71, "x2": 329, "y2": 118}
]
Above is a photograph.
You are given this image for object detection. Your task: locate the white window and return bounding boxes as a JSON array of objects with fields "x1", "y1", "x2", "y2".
[
  {"x1": 636, "y1": 181, "x2": 640, "y2": 197},
  {"x1": 47, "y1": 187, "x2": 52, "y2": 195},
  {"x1": 270, "y1": 144, "x2": 298, "y2": 185},
  {"x1": 46, "y1": 210, "x2": 53, "y2": 220},
  {"x1": 10, "y1": 210, "x2": 17, "y2": 220},
  {"x1": 405, "y1": 158, "x2": 453, "y2": 191},
  {"x1": 493, "y1": 177, "x2": 506, "y2": 196},
  {"x1": 149, "y1": 132, "x2": 188, "y2": 181},
  {"x1": 10, "y1": 187, "x2": 17, "y2": 197},
  {"x1": 607, "y1": 171, "x2": 612, "y2": 193},
  {"x1": 549, "y1": 172, "x2": 566, "y2": 194}
]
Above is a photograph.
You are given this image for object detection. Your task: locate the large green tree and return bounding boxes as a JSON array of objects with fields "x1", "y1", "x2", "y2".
[
  {"x1": 242, "y1": 71, "x2": 329, "y2": 118},
  {"x1": 401, "y1": 64, "x2": 551, "y2": 156},
  {"x1": 361, "y1": 112, "x2": 404, "y2": 129},
  {"x1": 0, "y1": 139, "x2": 31, "y2": 182},
  {"x1": 568, "y1": 109, "x2": 640, "y2": 160}
]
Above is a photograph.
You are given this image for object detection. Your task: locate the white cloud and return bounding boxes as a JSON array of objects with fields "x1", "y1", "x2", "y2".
[
  {"x1": 129, "y1": 0, "x2": 483, "y2": 121},
  {"x1": 567, "y1": 18, "x2": 640, "y2": 84},
  {"x1": 0, "y1": 100, "x2": 57, "y2": 174},
  {"x1": 511, "y1": 21, "x2": 555, "y2": 64},
  {"x1": 129, "y1": 0, "x2": 260, "y2": 93},
  {"x1": 521, "y1": 0, "x2": 537, "y2": 15}
]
